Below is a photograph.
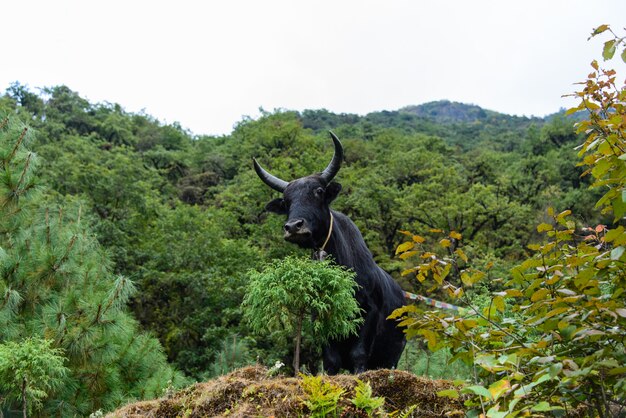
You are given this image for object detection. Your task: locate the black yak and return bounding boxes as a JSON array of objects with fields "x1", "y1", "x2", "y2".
[{"x1": 253, "y1": 132, "x2": 406, "y2": 374}]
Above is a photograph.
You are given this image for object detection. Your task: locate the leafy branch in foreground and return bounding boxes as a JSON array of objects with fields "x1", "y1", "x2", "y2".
[{"x1": 392, "y1": 26, "x2": 626, "y2": 418}]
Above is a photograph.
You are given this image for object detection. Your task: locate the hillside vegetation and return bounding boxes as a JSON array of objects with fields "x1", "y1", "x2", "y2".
[
  {"x1": 0, "y1": 84, "x2": 593, "y2": 411},
  {"x1": 2, "y1": 86, "x2": 593, "y2": 371}
]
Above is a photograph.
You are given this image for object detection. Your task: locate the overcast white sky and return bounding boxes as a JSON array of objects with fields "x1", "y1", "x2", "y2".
[{"x1": 2, "y1": 1, "x2": 625, "y2": 136}]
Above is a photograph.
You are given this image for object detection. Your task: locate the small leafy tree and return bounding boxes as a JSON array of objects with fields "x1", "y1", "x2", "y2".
[
  {"x1": 0, "y1": 338, "x2": 68, "y2": 417},
  {"x1": 392, "y1": 26, "x2": 626, "y2": 417},
  {"x1": 242, "y1": 256, "x2": 362, "y2": 374}
]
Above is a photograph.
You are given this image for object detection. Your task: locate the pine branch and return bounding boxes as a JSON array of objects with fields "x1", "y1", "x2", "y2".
[
  {"x1": 0, "y1": 288, "x2": 21, "y2": 312},
  {"x1": 58, "y1": 207, "x2": 63, "y2": 228},
  {"x1": 52, "y1": 235, "x2": 77, "y2": 272},
  {"x1": 9, "y1": 127, "x2": 28, "y2": 163},
  {"x1": 92, "y1": 303, "x2": 102, "y2": 325},
  {"x1": 14, "y1": 152, "x2": 32, "y2": 196},
  {"x1": 45, "y1": 208, "x2": 50, "y2": 245}
]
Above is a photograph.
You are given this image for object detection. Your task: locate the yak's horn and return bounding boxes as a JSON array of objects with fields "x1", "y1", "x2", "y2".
[
  {"x1": 320, "y1": 131, "x2": 343, "y2": 183},
  {"x1": 253, "y1": 158, "x2": 289, "y2": 192}
]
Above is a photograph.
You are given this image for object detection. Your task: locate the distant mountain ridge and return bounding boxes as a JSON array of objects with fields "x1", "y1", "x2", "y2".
[
  {"x1": 298, "y1": 100, "x2": 559, "y2": 150},
  {"x1": 401, "y1": 100, "x2": 494, "y2": 123},
  {"x1": 399, "y1": 100, "x2": 543, "y2": 124},
  {"x1": 299, "y1": 100, "x2": 557, "y2": 135}
]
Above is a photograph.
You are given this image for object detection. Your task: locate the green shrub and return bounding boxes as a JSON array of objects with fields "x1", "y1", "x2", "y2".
[{"x1": 242, "y1": 256, "x2": 362, "y2": 374}]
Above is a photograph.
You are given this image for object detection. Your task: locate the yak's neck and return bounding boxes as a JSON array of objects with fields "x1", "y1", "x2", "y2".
[{"x1": 324, "y1": 210, "x2": 378, "y2": 274}]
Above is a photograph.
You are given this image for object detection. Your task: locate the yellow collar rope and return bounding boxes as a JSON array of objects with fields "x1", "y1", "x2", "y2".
[{"x1": 313, "y1": 212, "x2": 334, "y2": 261}]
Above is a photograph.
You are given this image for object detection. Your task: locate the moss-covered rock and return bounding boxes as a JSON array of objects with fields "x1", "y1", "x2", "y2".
[{"x1": 106, "y1": 366, "x2": 465, "y2": 417}]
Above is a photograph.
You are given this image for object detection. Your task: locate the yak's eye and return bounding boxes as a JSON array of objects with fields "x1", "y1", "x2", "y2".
[{"x1": 314, "y1": 187, "x2": 325, "y2": 197}]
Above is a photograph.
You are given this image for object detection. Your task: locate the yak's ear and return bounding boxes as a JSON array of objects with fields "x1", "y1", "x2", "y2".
[
  {"x1": 326, "y1": 182, "x2": 342, "y2": 203},
  {"x1": 265, "y1": 198, "x2": 288, "y2": 214}
]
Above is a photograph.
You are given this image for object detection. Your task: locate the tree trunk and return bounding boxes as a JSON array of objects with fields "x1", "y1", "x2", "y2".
[
  {"x1": 293, "y1": 313, "x2": 304, "y2": 375},
  {"x1": 22, "y1": 376, "x2": 27, "y2": 418},
  {"x1": 231, "y1": 334, "x2": 237, "y2": 368}
]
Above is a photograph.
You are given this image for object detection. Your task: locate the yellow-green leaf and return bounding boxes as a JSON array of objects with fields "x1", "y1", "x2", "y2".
[
  {"x1": 591, "y1": 24, "x2": 610, "y2": 37},
  {"x1": 488, "y1": 379, "x2": 511, "y2": 401},
  {"x1": 437, "y1": 389, "x2": 459, "y2": 399},
  {"x1": 418, "y1": 329, "x2": 438, "y2": 350},
  {"x1": 461, "y1": 271, "x2": 485, "y2": 287},
  {"x1": 462, "y1": 319, "x2": 478, "y2": 329},
  {"x1": 455, "y1": 248, "x2": 468, "y2": 263},
  {"x1": 449, "y1": 231, "x2": 462, "y2": 240},
  {"x1": 603, "y1": 39, "x2": 617, "y2": 60},
  {"x1": 399, "y1": 250, "x2": 418, "y2": 260},
  {"x1": 471, "y1": 271, "x2": 486, "y2": 284},
  {"x1": 565, "y1": 106, "x2": 582, "y2": 116},
  {"x1": 537, "y1": 223, "x2": 553, "y2": 232},
  {"x1": 395, "y1": 241, "x2": 415, "y2": 255},
  {"x1": 608, "y1": 366, "x2": 626, "y2": 376},
  {"x1": 440, "y1": 238, "x2": 451, "y2": 248},
  {"x1": 556, "y1": 209, "x2": 572, "y2": 221},
  {"x1": 412, "y1": 234, "x2": 426, "y2": 243},
  {"x1": 462, "y1": 385, "x2": 493, "y2": 400},
  {"x1": 531, "y1": 288, "x2": 550, "y2": 302},
  {"x1": 541, "y1": 242, "x2": 556, "y2": 255},
  {"x1": 461, "y1": 272, "x2": 472, "y2": 287},
  {"x1": 505, "y1": 289, "x2": 523, "y2": 298},
  {"x1": 387, "y1": 304, "x2": 418, "y2": 319},
  {"x1": 546, "y1": 307, "x2": 569, "y2": 318},
  {"x1": 493, "y1": 296, "x2": 505, "y2": 313},
  {"x1": 532, "y1": 402, "x2": 554, "y2": 412},
  {"x1": 520, "y1": 258, "x2": 542, "y2": 270},
  {"x1": 401, "y1": 268, "x2": 417, "y2": 276}
]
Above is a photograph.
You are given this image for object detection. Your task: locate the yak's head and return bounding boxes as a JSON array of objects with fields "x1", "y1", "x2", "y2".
[{"x1": 253, "y1": 132, "x2": 343, "y2": 249}]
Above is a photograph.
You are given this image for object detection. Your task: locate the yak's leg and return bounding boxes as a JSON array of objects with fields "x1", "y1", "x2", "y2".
[
  {"x1": 349, "y1": 305, "x2": 379, "y2": 373},
  {"x1": 322, "y1": 344, "x2": 343, "y2": 375},
  {"x1": 369, "y1": 320, "x2": 406, "y2": 369}
]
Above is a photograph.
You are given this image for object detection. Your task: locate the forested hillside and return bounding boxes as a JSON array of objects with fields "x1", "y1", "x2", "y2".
[
  {"x1": 0, "y1": 82, "x2": 600, "y2": 414},
  {"x1": 1, "y1": 84, "x2": 595, "y2": 368}
]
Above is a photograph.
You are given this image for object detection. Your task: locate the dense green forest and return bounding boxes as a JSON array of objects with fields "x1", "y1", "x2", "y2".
[{"x1": 0, "y1": 78, "x2": 606, "y2": 415}]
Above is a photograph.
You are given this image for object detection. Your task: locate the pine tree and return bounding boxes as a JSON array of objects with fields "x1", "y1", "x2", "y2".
[{"x1": 0, "y1": 115, "x2": 186, "y2": 416}]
